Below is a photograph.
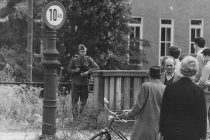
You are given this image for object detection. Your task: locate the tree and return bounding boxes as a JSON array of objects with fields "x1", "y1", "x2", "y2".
[
  {"x1": 0, "y1": 0, "x2": 47, "y2": 81},
  {"x1": 57, "y1": 0, "x2": 132, "y2": 70},
  {"x1": 0, "y1": 0, "x2": 25, "y2": 18}
]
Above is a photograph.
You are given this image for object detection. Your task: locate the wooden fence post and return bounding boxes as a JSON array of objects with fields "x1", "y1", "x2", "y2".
[
  {"x1": 92, "y1": 70, "x2": 149, "y2": 110},
  {"x1": 92, "y1": 71, "x2": 104, "y2": 107}
]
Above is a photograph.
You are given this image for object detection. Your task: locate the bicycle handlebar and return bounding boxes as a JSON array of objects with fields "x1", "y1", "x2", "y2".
[
  {"x1": 121, "y1": 119, "x2": 128, "y2": 123},
  {"x1": 104, "y1": 104, "x2": 116, "y2": 115},
  {"x1": 104, "y1": 103, "x2": 128, "y2": 123}
]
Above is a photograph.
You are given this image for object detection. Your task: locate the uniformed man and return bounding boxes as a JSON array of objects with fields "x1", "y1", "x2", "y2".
[{"x1": 67, "y1": 44, "x2": 99, "y2": 119}]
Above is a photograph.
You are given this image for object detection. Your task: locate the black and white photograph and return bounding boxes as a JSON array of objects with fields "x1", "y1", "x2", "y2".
[{"x1": 0, "y1": 0, "x2": 210, "y2": 140}]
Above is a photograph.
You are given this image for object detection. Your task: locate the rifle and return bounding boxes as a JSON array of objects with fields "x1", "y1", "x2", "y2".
[
  {"x1": 75, "y1": 65, "x2": 91, "y2": 78},
  {"x1": 78, "y1": 65, "x2": 89, "y2": 73}
]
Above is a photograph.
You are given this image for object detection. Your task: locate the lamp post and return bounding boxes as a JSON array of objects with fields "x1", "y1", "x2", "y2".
[
  {"x1": 41, "y1": 1, "x2": 66, "y2": 137},
  {"x1": 41, "y1": 30, "x2": 60, "y2": 136}
]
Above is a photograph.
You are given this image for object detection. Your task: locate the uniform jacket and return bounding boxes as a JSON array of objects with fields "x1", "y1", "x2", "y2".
[
  {"x1": 160, "y1": 71, "x2": 182, "y2": 85},
  {"x1": 126, "y1": 79, "x2": 165, "y2": 140},
  {"x1": 159, "y1": 77, "x2": 207, "y2": 140},
  {"x1": 67, "y1": 55, "x2": 99, "y2": 85}
]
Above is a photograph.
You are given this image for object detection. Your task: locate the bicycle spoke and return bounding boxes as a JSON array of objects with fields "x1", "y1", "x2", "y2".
[
  {"x1": 89, "y1": 131, "x2": 110, "y2": 140},
  {"x1": 110, "y1": 127, "x2": 128, "y2": 140}
]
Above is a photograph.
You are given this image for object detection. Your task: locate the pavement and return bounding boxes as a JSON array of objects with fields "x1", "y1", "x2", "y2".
[{"x1": 0, "y1": 130, "x2": 41, "y2": 140}]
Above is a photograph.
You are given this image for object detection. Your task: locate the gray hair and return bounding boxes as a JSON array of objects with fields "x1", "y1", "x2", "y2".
[{"x1": 180, "y1": 55, "x2": 199, "y2": 77}]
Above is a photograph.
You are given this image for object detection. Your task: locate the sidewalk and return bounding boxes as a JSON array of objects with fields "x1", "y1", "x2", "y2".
[
  {"x1": 0, "y1": 130, "x2": 41, "y2": 140},
  {"x1": 0, "y1": 129, "x2": 130, "y2": 140}
]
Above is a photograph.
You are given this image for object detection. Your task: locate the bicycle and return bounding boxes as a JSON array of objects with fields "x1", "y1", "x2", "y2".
[{"x1": 89, "y1": 98, "x2": 133, "y2": 140}]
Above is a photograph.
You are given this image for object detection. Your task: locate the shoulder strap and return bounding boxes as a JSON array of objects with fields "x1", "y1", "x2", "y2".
[
  {"x1": 84, "y1": 56, "x2": 91, "y2": 65},
  {"x1": 86, "y1": 56, "x2": 91, "y2": 61}
]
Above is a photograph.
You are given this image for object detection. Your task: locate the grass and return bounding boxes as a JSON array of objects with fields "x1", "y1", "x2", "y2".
[
  {"x1": 0, "y1": 65, "x2": 133, "y2": 139},
  {"x1": 0, "y1": 85, "x2": 133, "y2": 140},
  {"x1": 54, "y1": 93, "x2": 133, "y2": 140}
]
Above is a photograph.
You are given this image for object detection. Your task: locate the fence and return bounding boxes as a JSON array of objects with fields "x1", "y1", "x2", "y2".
[{"x1": 92, "y1": 70, "x2": 149, "y2": 110}]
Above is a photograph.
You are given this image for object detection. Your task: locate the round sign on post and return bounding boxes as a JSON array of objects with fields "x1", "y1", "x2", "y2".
[{"x1": 43, "y1": 1, "x2": 66, "y2": 30}]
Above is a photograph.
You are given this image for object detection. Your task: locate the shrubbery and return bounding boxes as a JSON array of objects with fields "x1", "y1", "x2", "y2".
[
  {"x1": 0, "y1": 84, "x2": 132, "y2": 139},
  {"x1": 0, "y1": 85, "x2": 43, "y2": 129},
  {"x1": 0, "y1": 64, "x2": 106, "y2": 131},
  {"x1": 0, "y1": 64, "x2": 15, "y2": 82},
  {"x1": 56, "y1": 93, "x2": 106, "y2": 129},
  {"x1": 0, "y1": 64, "x2": 131, "y2": 139}
]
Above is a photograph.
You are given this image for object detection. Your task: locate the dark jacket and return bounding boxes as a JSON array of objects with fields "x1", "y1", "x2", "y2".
[
  {"x1": 160, "y1": 71, "x2": 182, "y2": 85},
  {"x1": 67, "y1": 55, "x2": 99, "y2": 85},
  {"x1": 159, "y1": 77, "x2": 207, "y2": 140}
]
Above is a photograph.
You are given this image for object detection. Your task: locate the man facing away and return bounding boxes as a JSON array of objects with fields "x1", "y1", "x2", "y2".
[
  {"x1": 194, "y1": 37, "x2": 207, "y2": 82},
  {"x1": 123, "y1": 66, "x2": 165, "y2": 140},
  {"x1": 68, "y1": 44, "x2": 99, "y2": 119},
  {"x1": 197, "y1": 48, "x2": 210, "y2": 140},
  {"x1": 169, "y1": 45, "x2": 182, "y2": 75}
]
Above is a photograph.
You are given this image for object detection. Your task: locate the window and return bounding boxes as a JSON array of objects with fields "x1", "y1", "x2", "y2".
[
  {"x1": 189, "y1": 19, "x2": 203, "y2": 54},
  {"x1": 0, "y1": 0, "x2": 7, "y2": 8},
  {"x1": 33, "y1": 19, "x2": 44, "y2": 58},
  {"x1": 0, "y1": 16, "x2": 8, "y2": 23},
  {"x1": 128, "y1": 17, "x2": 143, "y2": 49},
  {"x1": 128, "y1": 17, "x2": 143, "y2": 66},
  {"x1": 160, "y1": 19, "x2": 174, "y2": 57}
]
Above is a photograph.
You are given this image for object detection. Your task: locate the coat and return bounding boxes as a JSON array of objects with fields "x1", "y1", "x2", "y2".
[
  {"x1": 160, "y1": 71, "x2": 182, "y2": 85},
  {"x1": 126, "y1": 79, "x2": 165, "y2": 140},
  {"x1": 159, "y1": 77, "x2": 207, "y2": 140}
]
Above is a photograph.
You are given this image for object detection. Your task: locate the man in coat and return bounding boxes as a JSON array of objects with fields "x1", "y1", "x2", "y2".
[
  {"x1": 124, "y1": 66, "x2": 165, "y2": 140},
  {"x1": 68, "y1": 44, "x2": 99, "y2": 119},
  {"x1": 194, "y1": 37, "x2": 207, "y2": 82},
  {"x1": 197, "y1": 48, "x2": 210, "y2": 139},
  {"x1": 169, "y1": 45, "x2": 182, "y2": 75},
  {"x1": 161, "y1": 56, "x2": 182, "y2": 85}
]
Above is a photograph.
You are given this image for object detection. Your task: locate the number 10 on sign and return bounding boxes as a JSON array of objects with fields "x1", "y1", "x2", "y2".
[
  {"x1": 49, "y1": 8, "x2": 63, "y2": 21},
  {"x1": 46, "y1": 5, "x2": 63, "y2": 25},
  {"x1": 43, "y1": 1, "x2": 66, "y2": 30}
]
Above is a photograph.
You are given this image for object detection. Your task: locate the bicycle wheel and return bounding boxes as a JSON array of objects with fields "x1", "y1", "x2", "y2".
[{"x1": 89, "y1": 132, "x2": 111, "y2": 140}]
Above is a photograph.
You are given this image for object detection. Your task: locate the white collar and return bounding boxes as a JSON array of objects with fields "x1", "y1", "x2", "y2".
[{"x1": 166, "y1": 72, "x2": 175, "y2": 80}]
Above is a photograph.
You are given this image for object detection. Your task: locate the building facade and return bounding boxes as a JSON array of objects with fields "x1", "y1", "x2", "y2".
[{"x1": 131, "y1": 0, "x2": 210, "y2": 69}]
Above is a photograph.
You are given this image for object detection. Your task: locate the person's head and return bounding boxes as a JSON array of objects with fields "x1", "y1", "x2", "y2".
[
  {"x1": 149, "y1": 66, "x2": 161, "y2": 79},
  {"x1": 202, "y1": 48, "x2": 210, "y2": 62},
  {"x1": 180, "y1": 55, "x2": 199, "y2": 77},
  {"x1": 194, "y1": 37, "x2": 205, "y2": 49},
  {"x1": 78, "y1": 44, "x2": 87, "y2": 56},
  {"x1": 169, "y1": 45, "x2": 181, "y2": 59},
  {"x1": 161, "y1": 56, "x2": 176, "y2": 74}
]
